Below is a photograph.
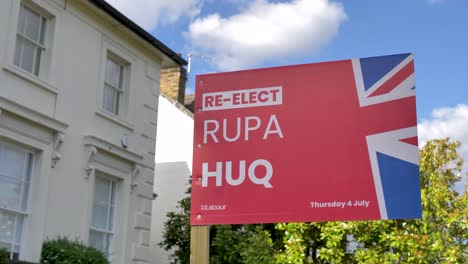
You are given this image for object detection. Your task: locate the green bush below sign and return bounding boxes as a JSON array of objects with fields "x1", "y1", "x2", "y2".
[{"x1": 41, "y1": 237, "x2": 109, "y2": 264}]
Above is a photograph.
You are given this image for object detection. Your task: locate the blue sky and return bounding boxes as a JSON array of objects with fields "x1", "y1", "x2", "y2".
[
  {"x1": 107, "y1": 0, "x2": 468, "y2": 186},
  {"x1": 158, "y1": 0, "x2": 468, "y2": 119}
]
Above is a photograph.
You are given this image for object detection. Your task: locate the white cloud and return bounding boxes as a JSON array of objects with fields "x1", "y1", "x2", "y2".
[
  {"x1": 187, "y1": 0, "x2": 347, "y2": 71},
  {"x1": 418, "y1": 105, "x2": 468, "y2": 155},
  {"x1": 105, "y1": 0, "x2": 201, "y2": 30},
  {"x1": 418, "y1": 104, "x2": 468, "y2": 191}
]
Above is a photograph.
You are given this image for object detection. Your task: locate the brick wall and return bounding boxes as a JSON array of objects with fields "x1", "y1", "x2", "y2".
[{"x1": 160, "y1": 67, "x2": 187, "y2": 104}]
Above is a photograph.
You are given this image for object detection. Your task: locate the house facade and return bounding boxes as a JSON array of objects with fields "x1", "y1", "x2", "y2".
[{"x1": 0, "y1": 0, "x2": 185, "y2": 263}]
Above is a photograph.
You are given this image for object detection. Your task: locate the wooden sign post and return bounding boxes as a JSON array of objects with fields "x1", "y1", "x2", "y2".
[{"x1": 190, "y1": 225, "x2": 210, "y2": 264}]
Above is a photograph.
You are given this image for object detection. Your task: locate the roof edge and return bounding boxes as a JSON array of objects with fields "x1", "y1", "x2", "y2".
[
  {"x1": 160, "y1": 93, "x2": 194, "y2": 119},
  {"x1": 88, "y1": 0, "x2": 188, "y2": 66}
]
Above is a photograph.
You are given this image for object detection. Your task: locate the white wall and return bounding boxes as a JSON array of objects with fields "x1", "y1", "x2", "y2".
[
  {"x1": 154, "y1": 96, "x2": 194, "y2": 168},
  {"x1": 150, "y1": 96, "x2": 193, "y2": 264},
  {"x1": 0, "y1": 0, "x2": 178, "y2": 262}
]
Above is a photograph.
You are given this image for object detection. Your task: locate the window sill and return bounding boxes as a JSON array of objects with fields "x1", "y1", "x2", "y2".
[
  {"x1": 2, "y1": 64, "x2": 58, "y2": 94},
  {"x1": 0, "y1": 205, "x2": 28, "y2": 216},
  {"x1": 96, "y1": 110, "x2": 134, "y2": 131}
]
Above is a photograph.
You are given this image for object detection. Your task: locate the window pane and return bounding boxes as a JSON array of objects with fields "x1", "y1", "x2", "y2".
[
  {"x1": 89, "y1": 230, "x2": 110, "y2": 256},
  {"x1": 91, "y1": 204, "x2": 109, "y2": 230},
  {"x1": 0, "y1": 144, "x2": 29, "y2": 258},
  {"x1": 114, "y1": 92, "x2": 120, "y2": 115},
  {"x1": 119, "y1": 65, "x2": 124, "y2": 89},
  {"x1": 102, "y1": 85, "x2": 117, "y2": 114},
  {"x1": 90, "y1": 176, "x2": 116, "y2": 256},
  {"x1": 94, "y1": 177, "x2": 110, "y2": 204},
  {"x1": 19, "y1": 40, "x2": 35, "y2": 73},
  {"x1": 0, "y1": 177, "x2": 22, "y2": 210},
  {"x1": 22, "y1": 6, "x2": 41, "y2": 42},
  {"x1": 104, "y1": 234, "x2": 111, "y2": 256},
  {"x1": 109, "y1": 206, "x2": 114, "y2": 230},
  {"x1": 25, "y1": 154, "x2": 33, "y2": 183},
  {"x1": 39, "y1": 17, "x2": 46, "y2": 45},
  {"x1": 89, "y1": 230, "x2": 105, "y2": 252},
  {"x1": 0, "y1": 211, "x2": 16, "y2": 245},
  {"x1": 33, "y1": 48, "x2": 41, "y2": 76},
  {"x1": 14, "y1": 216, "x2": 23, "y2": 244},
  {"x1": 14, "y1": 37, "x2": 23, "y2": 67},
  {"x1": 17, "y1": 6, "x2": 25, "y2": 36},
  {"x1": 20, "y1": 154, "x2": 32, "y2": 212},
  {"x1": 0, "y1": 144, "x2": 26, "y2": 180},
  {"x1": 110, "y1": 182, "x2": 116, "y2": 206},
  {"x1": 20, "y1": 183, "x2": 29, "y2": 212},
  {"x1": 105, "y1": 58, "x2": 121, "y2": 88}
]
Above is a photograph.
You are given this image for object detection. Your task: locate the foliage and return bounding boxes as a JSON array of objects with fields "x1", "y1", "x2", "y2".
[
  {"x1": 159, "y1": 194, "x2": 192, "y2": 264},
  {"x1": 313, "y1": 138, "x2": 468, "y2": 264},
  {"x1": 41, "y1": 237, "x2": 109, "y2": 264},
  {"x1": 160, "y1": 138, "x2": 468, "y2": 263},
  {"x1": 275, "y1": 223, "x2": 308, "y2": 264},
  {"x1": 210, "y1": 225, "x2": 275, "y2": 264},
  {"x1": 0, "y1": 247, "x2": 8, "y2": 264}
]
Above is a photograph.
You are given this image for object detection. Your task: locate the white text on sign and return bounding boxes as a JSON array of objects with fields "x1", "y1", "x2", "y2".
[
  {"x1": 200, "y1": 86, "x2": 283, "y2": 189},
  {"x1": 202, "y1": 160, "x2": 273, "y2": 188},
  {"x1": 202, "y1": 86, "x2": 282, "y2": 111},
  {"x1": 203, "y1": 115, "x2": 284, "y2": 144}
]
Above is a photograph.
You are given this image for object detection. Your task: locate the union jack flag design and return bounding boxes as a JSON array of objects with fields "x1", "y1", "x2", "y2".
[
  {"x1": 353, "y1": 53, "x2": 421, "y2": 219},
  {"x1": 191, "y1": 53, "x2": 421, "y2": 225}
]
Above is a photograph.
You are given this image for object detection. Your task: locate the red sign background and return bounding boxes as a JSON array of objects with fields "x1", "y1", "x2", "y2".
[{"x1": 191, "y1": 54, "x2": 420, "y2": 225}]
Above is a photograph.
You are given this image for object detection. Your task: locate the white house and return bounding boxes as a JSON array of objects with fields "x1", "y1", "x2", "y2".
[{"x1": 0, "y1": 0, "x2": 186, "y2": 263}]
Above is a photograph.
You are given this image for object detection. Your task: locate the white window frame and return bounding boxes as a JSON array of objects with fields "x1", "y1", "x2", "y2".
[
  {"x1": 103, "y1": 57, "x2": 125, "y2": 116},
  {"x1": 0, "y1": 141, "x2": 34, "y2": 260},
  {"x1": 14, "y1": 3, "x2": 48, "y2": 76},
  {"x1": 96, "y1": 40, "x2": 137, "y2": 130},
  {"x1": 0, "y1": 106, "x2": 59, "y2": 262},
  {"x1": 2, "y1": 0, "x2": 59, "y2": 91},
  {"x1": 89, "y1": 174, "x2": 118, "y2": 260}
]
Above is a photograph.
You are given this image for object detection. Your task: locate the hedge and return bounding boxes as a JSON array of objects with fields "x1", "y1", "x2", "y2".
[
  {"x1": 0, "y1": 248, "x2": 7, "y2": 264},
  {"x1": 41, "y1": 237, "x2": 109, "y2": 264}
]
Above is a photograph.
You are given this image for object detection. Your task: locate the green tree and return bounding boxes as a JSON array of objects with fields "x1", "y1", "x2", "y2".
[
  {"x1": 160, "y1": 138, "x2": 467, "y2": 263},
  {"x1": 159, "y1": 192, "x2": 192, "y2": 264},
  {"x1": 159, "y1": 192, "x2": 276, "y2": 263},
  {"x1": 210, "y1": 224, "x2": 275, "y2": 264},
  {"x1": 311, "y1": 138, "x2": 468, "y2": 263}
]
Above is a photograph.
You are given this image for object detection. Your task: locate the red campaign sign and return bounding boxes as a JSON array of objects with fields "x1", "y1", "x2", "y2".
[{"x1": 190, "y1": 53, "x2": 421, "y2": 225}]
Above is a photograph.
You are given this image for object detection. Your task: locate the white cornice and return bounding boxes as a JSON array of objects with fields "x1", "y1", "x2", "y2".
[
  {"x1": 0, "y1": 96, "x2": 68, "y2": 133},
  {"x1": 84, "y1": 135, "x2": 144, "y2": 164}
]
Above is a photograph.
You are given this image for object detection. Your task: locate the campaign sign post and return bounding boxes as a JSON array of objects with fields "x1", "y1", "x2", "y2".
[{"x1": 190, "y1": 53, "x2": 421, "y2": 226}]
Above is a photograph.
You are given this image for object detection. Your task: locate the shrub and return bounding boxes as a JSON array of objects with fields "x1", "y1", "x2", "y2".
[
  {"x1": 0, "y1": 248, "x2": 8, "y2": 264},
  {"x1": 41, "y1": 237, "x2": 109, "y2": 264}
]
